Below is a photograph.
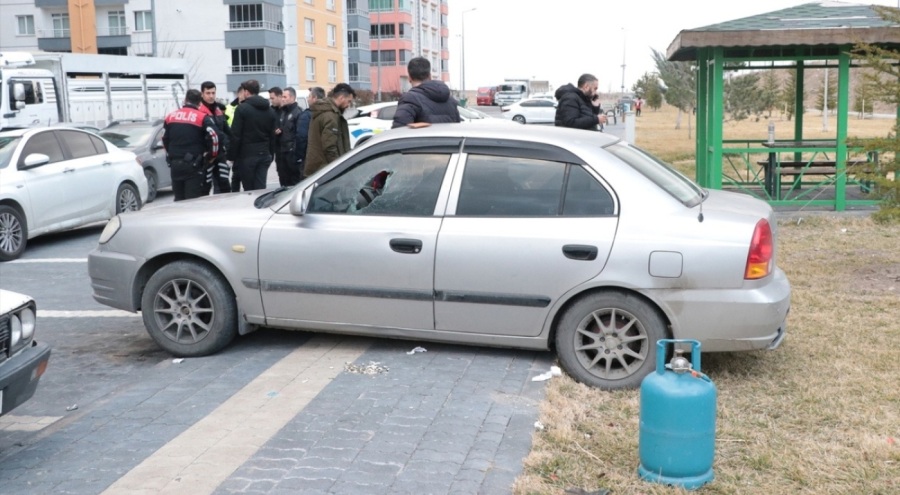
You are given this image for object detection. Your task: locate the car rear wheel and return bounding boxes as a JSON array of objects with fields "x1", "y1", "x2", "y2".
[
  {"x1": 141, "y1": 261, "x2": 238, "y2": 357},
  {"x1": 513, "y1": 115, "x2": 526, "y2": 124},
  {"x1": 116, "y1": 183, "x2": 141, "y2": 214},
  {"x1": 0, "y1": 205, "x2": 27, "y2": 262},
  {"x1": 555, "y1": 291, "x2": 666, "y2": 390},
  {"x1": 144, "y1": 169, "x2": 158, "y2": 203}
]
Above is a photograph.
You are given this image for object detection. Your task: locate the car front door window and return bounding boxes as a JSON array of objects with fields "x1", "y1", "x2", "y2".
[
  {"x1": 309, "y1": 151, "x2": 450, "y2": 216},
  {"x1": 18, "y1": 131, "x2": 64, "y2": 168}
]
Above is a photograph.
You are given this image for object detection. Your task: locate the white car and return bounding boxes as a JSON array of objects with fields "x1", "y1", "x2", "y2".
[
  {"x1": 347, "y1": 102, "x2": 516, "y2": 148},
  {"x1": 0, "y1": 289, "x2": 50, "y2": 416},
  {"x1": 0, "y1": 126, "x2": 147, "y2": 261},
  {"x1": 501, "y1": 98, "x2": 557, "y2": 125}
]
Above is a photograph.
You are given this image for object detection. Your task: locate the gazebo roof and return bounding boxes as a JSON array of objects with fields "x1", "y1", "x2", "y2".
[{"x1": 667, "y1": 1, "x2": 900, "y2": 61}]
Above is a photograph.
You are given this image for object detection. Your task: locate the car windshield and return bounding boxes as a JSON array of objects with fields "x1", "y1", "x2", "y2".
[
  {"x1": 99, "y1": 126, "x2": 156, "y2": 149},
  {"x1": 605, "y1": 142, "x2": 704, "y2": 206},
  {"x1": 0, "y1": 136, "x2": 22, "y2": 170}
]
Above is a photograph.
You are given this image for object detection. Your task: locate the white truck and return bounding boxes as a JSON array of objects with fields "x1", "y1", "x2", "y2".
[
  {"x1": 494, "y1": 78, "x2": 552, "y2": 106},
  {"x1": 0, "y1": 51, "x2": 189, "y2": 131}
]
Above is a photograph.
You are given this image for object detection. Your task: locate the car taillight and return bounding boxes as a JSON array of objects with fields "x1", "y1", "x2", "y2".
[{"x1": 745, "y1": 219, "x2": 773, "y2": 280}]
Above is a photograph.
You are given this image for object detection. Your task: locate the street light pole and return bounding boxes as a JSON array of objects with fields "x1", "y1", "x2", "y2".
[
  {"x1": 376, "y1": 8, "x2": 382, "y2": 102},
  {"x1": 461, "y1": 8, "x2": 476, "y2": 104},
  {"x1": 620, "y1": 28, "x2": 627, "y2": 95}
]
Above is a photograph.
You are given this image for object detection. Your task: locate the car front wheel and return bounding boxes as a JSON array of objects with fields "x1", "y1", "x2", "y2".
[
  {"x1": 513, "y1": 115, "x2": 526, "y2": 124},
  {"x1": 141, "y1": 261, "x2": 238, "y2": 357},
  {"x1": 0, "y1": 205, "x2": 27, "y2": 262},
  {"x1": 144, "y1": 169, "x2": 158, "y2": 203},
  {"x1": 555, "y1": 291, "x2": 666, "y2": 390},
  {"x1": 116, "y1": 183, "x2": 142, "y2": 214}
]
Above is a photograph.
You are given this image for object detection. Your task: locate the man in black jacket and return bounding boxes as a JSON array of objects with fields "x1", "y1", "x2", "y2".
[
  {"x1": 275, "y1": 87, "x2": 303, "y2": 186},
  {"x1": 227, "y1": 79, "x2": 278, "y2": 191},
  {"x1": 163, "y1": 89, "x2": 220, "y2": 201},
  {"x1": 199, "y1": 80, "x2": 231, "y2": 194},
  {"x1": 554, "y1": 74, "x2": 607, "y2": 131},
  {"x1": 391, "y1": 57, "x2": 461, "y2": 128}
]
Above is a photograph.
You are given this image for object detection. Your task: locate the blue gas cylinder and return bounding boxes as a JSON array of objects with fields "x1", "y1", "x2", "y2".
[{"x1": 638, "y1": 339, "x2": 716, "y2": 490}]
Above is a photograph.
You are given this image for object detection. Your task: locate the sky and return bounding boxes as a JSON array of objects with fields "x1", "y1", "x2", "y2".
[{"x1": 445, "y1": 0, "x2": 899, "y2": 94}]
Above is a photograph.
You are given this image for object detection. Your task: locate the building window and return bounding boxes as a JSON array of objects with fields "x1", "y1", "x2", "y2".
[
  {"x1": 347, "y1": 0, "x2": 368, "y2": 15},
  {"x1": 229, "y1": 4, "x2": 283, "y2": 31},
  {"x1": 304, "y1": 18, "x2": 315, "y2": 43},
  {"x1": 108, "y1": 11, "x2": 126, "y2": 36},
  {"x1": 371, "y1": 50, "x2": 396, "y2": 66},
  {"x1": 398, "y1": 0, "x2": 411, "y2": 12},
  {"x1": 305, "y1": 0, "x2": 313, "y2": 4},
  {"x1": 328, "y1": 60, "x2": 337, "y2": 83},
  {"x1": 349, "y1": 62, "x2": 359, "y2": 82},
  {"x1": 306, "y1": 57, "x2": 316, "y2": 81},
  {"x1": 134, "y1": 11, "x2": 153, "y2": 32},
  {"x1": 52, "y1": 13, "x2": 70, "y2": 38},
  {"x1": 347, "y1": 30, "x2": 360, "y2": 49},
  {"x1": 327, "y1": 24, "x2": 337, "y2": 47},
  {"x1": 17, "y1": 15, "x2": 35, "y2": 36},
  {"x1": 327, "y1": 0, "x2": 336, "y2": 11},
  {"x1": 370, "y1": 23, "x2": 395, "y2": 39},
  {"x1": 399, "y1": 50, "x2": 412, "y2": 64},
  {"x1": 231, "y1": 48, "x2": 285, "y2": 73},
  {"x1": 369, "y1": 0, "x2": 392, "y2": 12}
]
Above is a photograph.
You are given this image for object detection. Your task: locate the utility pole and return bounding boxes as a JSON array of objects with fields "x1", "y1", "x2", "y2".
[
  {"x1": 620, "y1": 28, "x2": 627, "y2": 95},
  {"x1": 460, "y1": 8, "x2": 476, "y2": 103},
  {"x1": 376, "y1": 9, "x2": 382, "y2": 102}
]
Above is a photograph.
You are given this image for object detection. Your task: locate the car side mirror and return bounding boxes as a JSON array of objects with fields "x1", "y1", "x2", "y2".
[
  {"x1": 290, "y1": 183, "x2": 316, "y2": 216},
  {"x1": 13, "y1": 83, "x2": 26, "y2": 102},
  {"x1": 22, "y1": 153, "x2": 50, "y2": 169}
]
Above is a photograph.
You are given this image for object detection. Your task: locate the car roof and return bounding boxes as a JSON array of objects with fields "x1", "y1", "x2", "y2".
[
  {"x1": 0, "y1": 128, "x2": 31, "y2": 138},
  {"x1": 366, "y1": 121, "x2": 619, "y2": 151}
]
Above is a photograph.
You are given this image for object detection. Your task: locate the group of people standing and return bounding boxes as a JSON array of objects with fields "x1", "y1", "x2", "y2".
[
  {"x1": 163, "y1": 62, "x2": 607, "y2": 203},
  {"x1": 163, "y1": 78, "x2": 356, "y2": 202}
]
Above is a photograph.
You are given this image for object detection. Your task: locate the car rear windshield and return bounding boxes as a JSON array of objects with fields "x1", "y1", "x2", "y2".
[
  {"x1": 99, "y1": 126, "x2": 155, "y2": 149},
  {"x1": 605, "y1": 142, "x2": 704, "y2": 206}
]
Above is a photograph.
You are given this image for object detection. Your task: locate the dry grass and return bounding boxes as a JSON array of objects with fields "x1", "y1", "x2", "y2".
[{"x1": 514, "y1": 107, "x2": 900, "y2": 494}]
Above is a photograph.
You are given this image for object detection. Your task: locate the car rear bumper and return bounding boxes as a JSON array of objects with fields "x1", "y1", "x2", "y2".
[
  {"x1": 88, "y1": 248, "x2": 143, "y2": 312},
  {"x1": 651, "y1": 268, "x2": 791, "y2": 352},
  {"x1": 0, "y1": 341, "x2": 51, "y2": 416}
]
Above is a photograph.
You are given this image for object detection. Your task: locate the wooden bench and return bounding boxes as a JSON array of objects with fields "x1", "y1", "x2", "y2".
[{"x1": 756, "y1": 159, "x2": 874, "y2": 196}]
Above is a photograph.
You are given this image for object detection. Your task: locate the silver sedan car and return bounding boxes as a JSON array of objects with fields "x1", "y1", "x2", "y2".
[{"x1": 88, "y1": 123, "x2": 790, "y2": 389}]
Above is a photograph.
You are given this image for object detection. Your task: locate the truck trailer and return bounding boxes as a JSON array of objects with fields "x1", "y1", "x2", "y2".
[{"x1": 0, "y1": 51, "x2": 189, "y2": 131}]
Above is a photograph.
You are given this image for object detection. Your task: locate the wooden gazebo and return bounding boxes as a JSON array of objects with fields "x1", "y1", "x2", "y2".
[{"x1": 667, "y1": 1, "x2": 900, "y2": 210}]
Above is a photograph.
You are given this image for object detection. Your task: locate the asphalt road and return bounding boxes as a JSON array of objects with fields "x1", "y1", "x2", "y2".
[{"x1": 0, "y1": 124, "x2": 560, "y2": 494}]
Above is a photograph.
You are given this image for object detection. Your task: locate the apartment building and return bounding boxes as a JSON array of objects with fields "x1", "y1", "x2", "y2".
[
  {"x1": 0, "y1": 1, "x2": 444, "y2": 97},
  {"x1": 369, "y1": 0, "x2": 448, "y2": 96}
]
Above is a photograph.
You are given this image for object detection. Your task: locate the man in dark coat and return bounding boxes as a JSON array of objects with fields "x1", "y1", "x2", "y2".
[
  {"x1": 391, "y1": 57, "x2": 461, "y2": 128},
  {"x1": 554, "y1": 73, "x2": 608, "y2": 131},
  {"x1": 304, "y1": 83, "x2": 355, "y2": 178},
  {"x1": 199, "y1": 80, "x2": 231, "y2": 194},
  {"x1": 274, "y1": 87, "x2": 303, "y2": 186},
  {"x1": 227, "y1": 79, "x2": 278, "y2": 191},
  {"x1": 295, "y1": 86, "x2": 324, "y2": 181},
  {"x1": 163, "y1": 89, "x2": 219, "y2": 201}
]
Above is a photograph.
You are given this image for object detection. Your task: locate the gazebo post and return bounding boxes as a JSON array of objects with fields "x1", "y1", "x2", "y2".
[
  {"x1": 794, "y1": 61, "x2": 805, "y2": 164},
  {"x1": 710, "y1": 47, "x2": 725, "y2": 190},
  {"x1": 696, "y1": 47, "x2": 710, "y2": 187},
  {"x1": 835, "y1": 47, "x2": 852, "y2": 211}
]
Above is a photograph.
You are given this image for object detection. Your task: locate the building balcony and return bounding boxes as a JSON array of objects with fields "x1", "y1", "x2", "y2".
[
  {"x1": 224, "y1": 29, "x2": 285, "y2": 50},
  {"x1": 36, "y1": 28, "x2": 70, "y2": 52},
  {"x1": 228, "y1": 20, "x2": 283, "y2": 31}
]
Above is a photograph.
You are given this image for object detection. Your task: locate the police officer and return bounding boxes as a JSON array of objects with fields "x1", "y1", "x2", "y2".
[
  {"x1": 163, "y1": 89, "x2": 220, "y2": 201},
  {"x1": 275, "y1": 87, "x2": 303, "y2": 186}
]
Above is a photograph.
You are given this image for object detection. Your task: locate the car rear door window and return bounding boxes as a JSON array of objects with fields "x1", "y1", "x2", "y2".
[
  {"x1": 309, "y1": 151, "x2": 451, "y2": 216},
  {"x1": 18, "y1": 131, "x2": 65, "y2": 168},
  {"x1": 89, "y1": 134, "x2": 108, "y2": 154},
  {"x1": 57, "y1": 130, "x2": 98, "y2": 159},
  {"x1": 456, "y1": 156, "x2": 615, "y2": 217}
]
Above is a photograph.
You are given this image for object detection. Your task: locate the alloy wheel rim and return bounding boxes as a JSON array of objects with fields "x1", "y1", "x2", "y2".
[
  {"x1": 573, "y1": 307, "x2": 649, "y2": 380},
  {"x1": 119, "y1": 188, "x2": 139, "y2": 211},
  {"x1": 152, "y1": 278, "x2": 214, "y2": 344},
  {"x1": 0, "y1": 212, "x2": 23, "y2": 254}
]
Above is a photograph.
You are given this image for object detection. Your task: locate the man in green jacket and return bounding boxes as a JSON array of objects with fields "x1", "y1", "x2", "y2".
[{"x1": 303, "y1": 83, "x2": 355, "y2": 178}]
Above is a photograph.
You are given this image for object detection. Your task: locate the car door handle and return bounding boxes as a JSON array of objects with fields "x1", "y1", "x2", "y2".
[
  {"x1": 563, "y1": 244, "x2": 598, "y2": 261},
  {"x1": 390, "y1": 238, "x2": 423, "y2": 254},
  {"x1": 102, "y1": 161, "x2": 112, "y2": 166},
  {"x1": 63, "y1": 167, "x2": 76, "y2": 173}
]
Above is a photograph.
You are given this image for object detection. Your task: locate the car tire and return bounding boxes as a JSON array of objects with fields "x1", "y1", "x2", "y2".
[
  {"x1": 116, "y1": 183, "x2": 142, "y2": 214},
  {"x1": 554, "y1": 291, "x2": 666, "y2": 390},
  {"x1": 0, "y1": 205, "x2": 27, "y2": 262},
  {"x1": 513, "y1": 115, "x2": 526, "y2": 124},
  {"x1": 141, "y1": 260, "x2": 238, "y2": 357},
  {"x1": 144, "y1": 168, "x2": 158, "y2": 203}
]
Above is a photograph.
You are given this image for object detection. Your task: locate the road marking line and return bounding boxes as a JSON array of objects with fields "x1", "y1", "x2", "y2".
[
  {"x1": 101, "y1": 335, "x2": 371, "y2": 495},
  {"x1": 38, "y1": 310, "x2": 139, "y2": 318},
  {"x1": 7, "y1": 258, "x2": 87, "y2": 263}
]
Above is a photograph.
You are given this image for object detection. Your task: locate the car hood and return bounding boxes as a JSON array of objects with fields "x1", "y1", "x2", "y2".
[
  {"x1": 0, "y1": 289, "x2": 32, "y2": 313},
  {"x1": 129, "y1": 189, "x2": 280, "y2": 222}
]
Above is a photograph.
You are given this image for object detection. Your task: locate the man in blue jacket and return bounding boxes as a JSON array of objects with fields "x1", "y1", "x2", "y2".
[{"x1": 391, "y1": 57, "x2": 461, "y2": 128}]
